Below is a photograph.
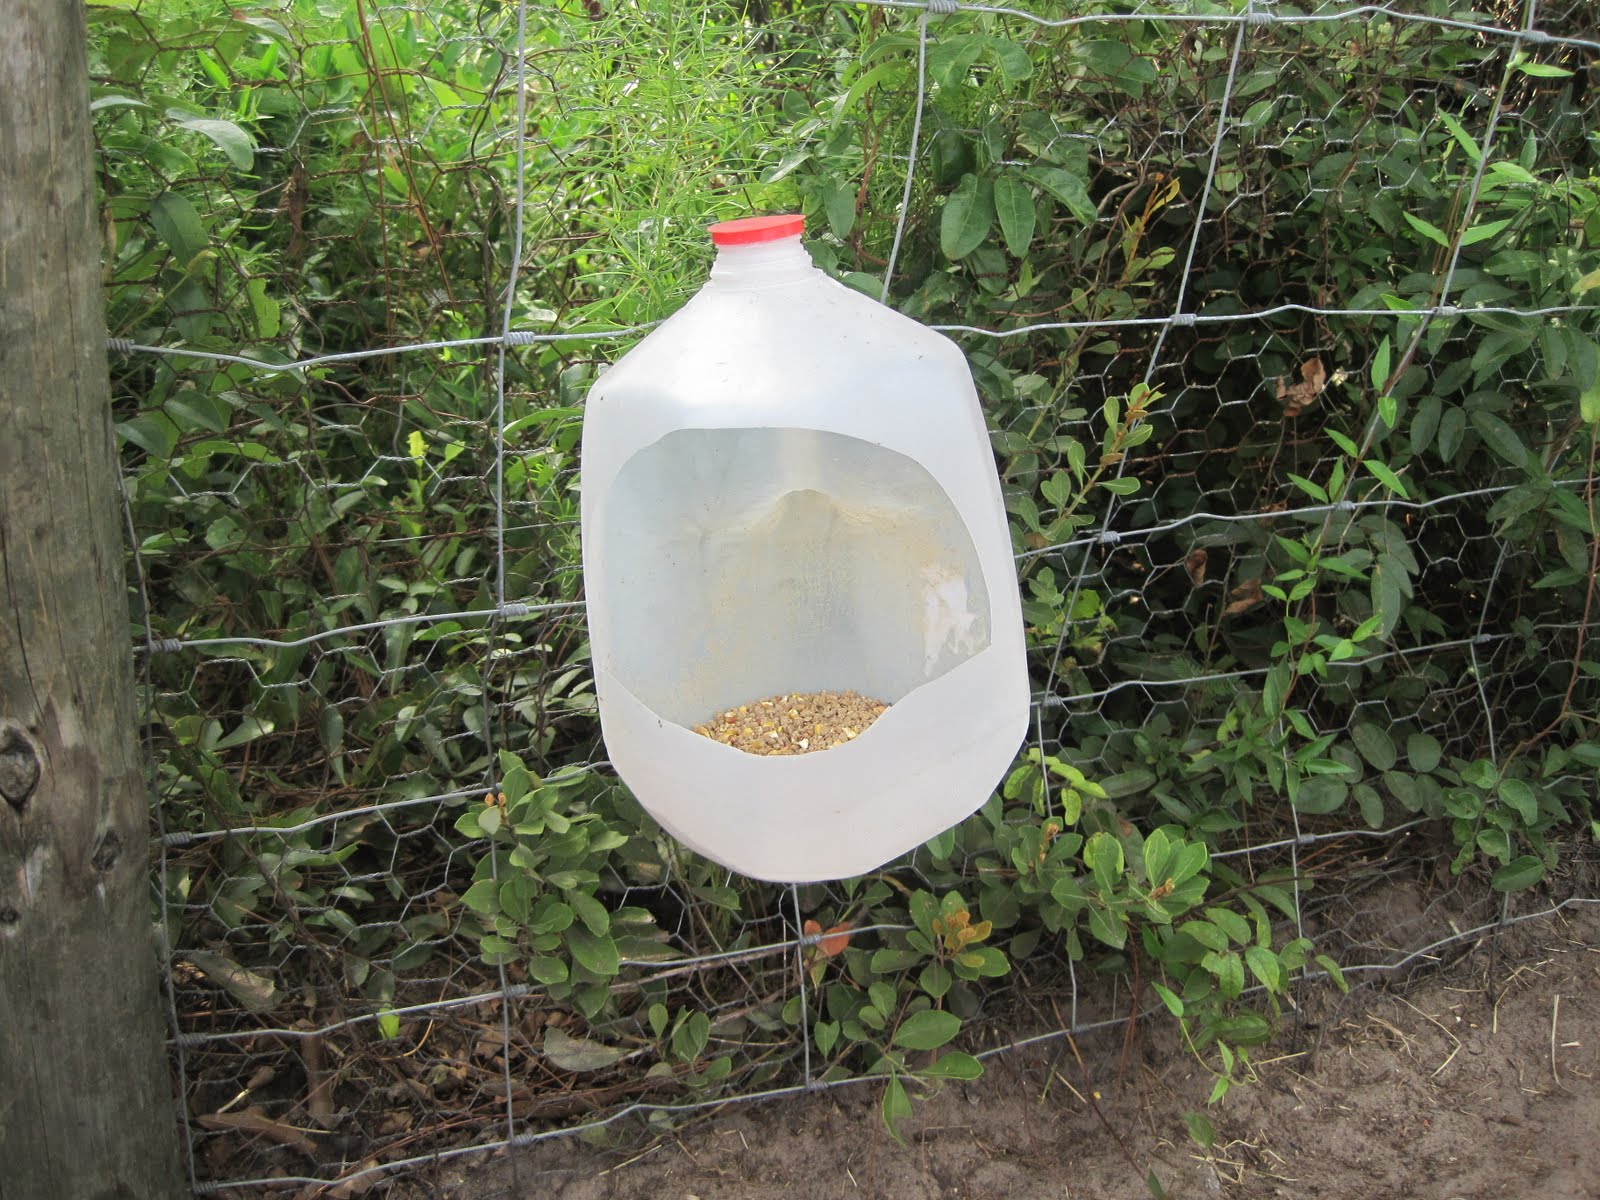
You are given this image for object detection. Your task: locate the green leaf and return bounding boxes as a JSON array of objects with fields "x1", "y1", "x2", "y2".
[
  {"x1": 893, "y1": 1009, "x2": 962, "y2": 1051},
  {"x1": 1204, "y1": 906, "x2": 1252, "y2": 945},
  {"x1": 116, "y1": 413, "x2": 180, "y2": 459},
  {"x1": 929, "y1": 34, "x2": 986, "y2": 90},
  {"x1": 1293, "y1": 777, "x2": 1348, "y2": 815},
  {"x1": 814, "y1": 1020, "x2": 839, "y2": 1056},
  {"x1": 1177, "y1": 919, "x2": 1229, "y2": 953},
  {"x1": 1314, "y1": 954, "x2": 1348, "y2": 992},
  {"x1": 1435, "y1": 110, "x2": 1481, "y2": 163},
  {"x1": 1491, "y1": 855, "x2": 1545, "y2": 892},
  {"x1": 1142, "y1": 828, "x2": 1172, "y2": 889},
  {"x1": 1497, "y1": 778, "x2": 1538, "y2": 824},
  {"x1": 376, "y1": 1008, "x2": 400, "y2": 1039},
  {"x1": 1286, "y1": 473, "x2": 1327, "y2": 503},
  {"x1": 821, "y1": 176, "x2": 856, "y2": 239},
  {"x1": 1025, "y1": 165, "x2": 1097, "y2": 224},
  {"x1": 920, "y1": 1051, "x2": 984, "y2": 1081},
  {"x1": 566, "y1": 890, "x2": 611, "y2": 937},
  {"x1": 149, "y1": 191, "x2": 208, "y2": 266},
  {"x1": 881, "y1": 1075, "x2": 913, "y2": 1140},
  {"x1": 170, "y1": 114, "x2": 256, "y2": 170},
  {"x1": 1086, "y1": 905, "x2": 1127, "y2": 950},
  {"x1": 1327, "y1": 429, "x2": 1361, "y2": 457},
  {"x1": 1152, "y1": 982, "x2": 1184, "y2": 1017},
  {"x1": 672, "y1": 1011, "x2": 711, "y2": 1062},
  {"x1": 246, "y1": 278, "x2": 281, "y2": 338},
  {"x1": 461, "y1": 879, "x2": 500, "y2": 916},
  {"x1": 1362, "y1": 460, "x2": 1410, "y2": 499},
  {"x1": 993, "y1": 174, "x2": 1035, "y2": 258},
  {"x1": 1471, "y1": 410, "x2": 1530, "y2": 467},
  {"x1": 1436, "y1": 407, "x2": 1466, "y2": 462},
  {"x1": 985, "y1": 35, "x2": 1032, "y2": 83},
  {"x1": 1243, "y1": 945, "x2": 1285, "y2": 993},
  {"x1": 1370, "y1": 336, "x2": 1392, "y2": 390},
  {"x1": 919, "y1": 961, "x2": 953, "y2": 999},
  {"x1": 1204, "y1": 950, "x2": 1245, "y2": 999},
  {"x1": 1402, "y1": 211, "x2": 1450, "y2": 247},
  {"x1": 1351, "y1": 723, "x2": 1398, "y2": 771},
  {"x1": 1515, "y1": 59, "x2": 1571, "y2": 77},
  {"x1": 1580, "y1": 376, "x2": 1600, "y2": 425},
  {"x1": 565, "y1": 926, "x2": 619, "y2": 977},
  {"x1": 941, "y1": 174, "x2": 995, "y2": 261},
  {"x1": 1355, "y1": 783, "x2": 1385, "y2": 829},
  {"x1": 1459, "y1": 217, "x2": 1512, "y2": 247}
]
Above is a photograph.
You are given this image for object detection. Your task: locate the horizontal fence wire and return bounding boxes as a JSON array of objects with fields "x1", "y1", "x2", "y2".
[{"x1": 95, "y1": 0, "x2": 1600, "y2": 1190}]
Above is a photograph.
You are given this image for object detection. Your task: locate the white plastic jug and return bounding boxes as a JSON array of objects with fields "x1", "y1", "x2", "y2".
[{"x1": 580, "y1": 214, "x2": 1028, "y2": 882}]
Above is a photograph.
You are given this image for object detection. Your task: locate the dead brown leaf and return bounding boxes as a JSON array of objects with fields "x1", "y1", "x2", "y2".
[
  {"x1": 300, "y1": 1030, "x2": 338, "y2": 1128},
  {"x1": 1225, "y1": 578, "x2": 1263, "y2": 616},
  {"x1": 1276, "y1": 356, "x2": 1328, "y2": 417},
  {"x1": 197, "y1": 1105, "x2": 319, "y2": 1157},
  {"x1": 1185, "y1": 548, "x2": 1208, "y2": 587}
]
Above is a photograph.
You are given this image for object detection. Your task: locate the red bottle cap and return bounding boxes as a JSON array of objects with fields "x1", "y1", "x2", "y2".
[{"x1": 708, "y1": 214, "x2": 805, "y2": 246}]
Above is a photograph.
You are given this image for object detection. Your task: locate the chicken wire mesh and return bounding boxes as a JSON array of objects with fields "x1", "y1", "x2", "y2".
[{"x1": 92, "y1": 0, "x2": 1599, "y2": 1192}]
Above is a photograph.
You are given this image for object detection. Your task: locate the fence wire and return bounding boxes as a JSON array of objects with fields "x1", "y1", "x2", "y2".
[{"x1": 90, "y1": 0, "x2": 1600, "y2": 1192}]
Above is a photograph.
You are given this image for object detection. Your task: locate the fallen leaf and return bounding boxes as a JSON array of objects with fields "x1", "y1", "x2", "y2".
[
  {"x1": 1185, "y1": 548, "x2": 1208, "y2": 587},
  {"x1": 299, "y1": 1031, "x2": 337, "y2": 1128},
  {"x1": 183, "y1": 950, "x2": 280, "y2": 1013},
  {"x1": 543, "y1": 1026, "x2": 628, "y2": 1073},
  {"x1": 197, "y1": 1105, "x2": 318, "y2": 1157}
]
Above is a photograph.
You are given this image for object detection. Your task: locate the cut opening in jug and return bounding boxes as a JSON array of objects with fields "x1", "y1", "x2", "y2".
[{"x1": 595, "y1": 426, "x2": 993, "y2": 733}]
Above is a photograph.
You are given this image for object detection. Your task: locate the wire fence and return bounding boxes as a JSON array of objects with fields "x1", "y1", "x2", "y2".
[{"x1": 93, "y1": 0, "x2": 1600, "y2": 1192}]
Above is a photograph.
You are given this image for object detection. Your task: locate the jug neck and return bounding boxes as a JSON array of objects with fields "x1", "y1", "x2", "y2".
[{"x1": 708, "y1": 237, "x2": 817, "y2": 289}]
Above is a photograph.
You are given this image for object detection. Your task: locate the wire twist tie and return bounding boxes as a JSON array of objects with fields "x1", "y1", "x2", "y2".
[
  {"x1": 1098, "y1": 530, "x2": 1123, "y2": 546},
  {"x1": 503, "y1": 331, "x2": 537, "y2": 346},
  {"x1": 1244, "y1": 6, "x2": 1276, "y2": 25},
  {"x1": 925, "y1": 0, "x2": 959, "y2": 14},
  {"x1": 106, "y1": 337, "x2": 137, "y2": 354},
  {"x1": 1519, "y1": 29, "x2": 1552, "y2": 45},
  {"x1": 1168, "y1": 312, "x2": 1197, "y2": 329},
  {"x1": 1434, "y1": 304, "x2": 1461, "y2": 318},
  {"x1": 163, "y1": 831, "x2": 197, "y2": 848},
  {"x1": 1333, "y1": 499, "x2": 1358, "y2": 513},
  {"x1": 1474, "y1": 633, "x2": 1495, "y2": 645},
  {"x1": 149, "y1": 637, "x2": 185, "y2": 654},
  {"x1": 498, "y1": 602, "x2": 532, "y2": 617},
  {"x1": 1297, "y1": 833, "x2": 1316, "y2": 846}
]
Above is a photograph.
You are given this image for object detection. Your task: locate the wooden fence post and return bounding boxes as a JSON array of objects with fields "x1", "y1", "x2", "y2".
[{"x1": 0, "y1": 1, "x2": 187, "y2": 1196}]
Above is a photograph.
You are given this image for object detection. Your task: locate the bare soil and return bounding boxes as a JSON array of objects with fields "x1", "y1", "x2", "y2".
[{"x1": 418, "y1": 898, "x2": 1600, "y2": 1200}]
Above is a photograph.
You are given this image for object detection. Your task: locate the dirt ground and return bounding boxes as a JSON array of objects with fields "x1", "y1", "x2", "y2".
[{"x1": 419, "y1": 899, "x2": 1600, "y2": 1200}]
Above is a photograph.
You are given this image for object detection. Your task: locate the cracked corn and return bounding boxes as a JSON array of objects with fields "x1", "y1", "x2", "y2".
[{"x1": 694, "y1": 691, "x2": 889, "y2": 755}]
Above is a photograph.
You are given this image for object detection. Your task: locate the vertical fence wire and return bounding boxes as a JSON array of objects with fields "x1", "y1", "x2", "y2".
[{"x1": 120, "y1": 474, "x2": 200, "y2": 1194}]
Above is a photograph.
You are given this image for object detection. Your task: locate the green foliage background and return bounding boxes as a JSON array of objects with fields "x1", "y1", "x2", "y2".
[{"x1": 91, "y1": 0, "x2": 1598, "y2": 1181}]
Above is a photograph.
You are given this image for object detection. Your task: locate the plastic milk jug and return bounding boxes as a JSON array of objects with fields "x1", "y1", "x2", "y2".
[{"x1": 580, "y1": 214, "x2": 1028, "y2": 882}]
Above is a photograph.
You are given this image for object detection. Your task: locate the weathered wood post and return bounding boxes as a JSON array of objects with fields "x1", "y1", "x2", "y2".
[{"x1": 0, "y1": 1, "x2": 187, "y2": 1196}]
